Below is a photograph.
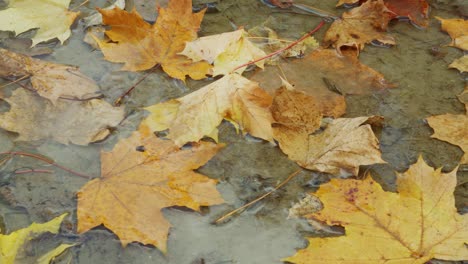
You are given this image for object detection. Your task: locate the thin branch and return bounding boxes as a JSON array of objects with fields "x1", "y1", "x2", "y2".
[
  {"x1": 14, "y1": 168, "x2": 54, "y2": 175},
  {"x1": 1, "y1": 151, "x2": 93, "y2": 179},
  {"x1": 229, "y1": 20, "x2": 325, "y2": 74},
  {"x1": 0, "y1": 75, "x2": 30, "y2": 89},
  {"x1": 214, "y1": 168, "x2": 302, "y2": 224},
  {"x1": 113, "y1": 67, "x2": 158, "y2": 106}
]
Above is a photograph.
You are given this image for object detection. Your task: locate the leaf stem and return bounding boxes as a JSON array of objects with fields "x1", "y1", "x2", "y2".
[
  {"x1": 0, "y1": 151, "x2": 93, "y2": 179},
  {"x1": 214, "y1": 168, "x2": 302, "y2": 224},
  {"x1": 229, "y1": 20, "x2": 325, "y2": 74}
]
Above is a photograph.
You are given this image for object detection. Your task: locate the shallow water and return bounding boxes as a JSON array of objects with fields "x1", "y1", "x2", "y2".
[{"x1": 0, "y1": 0, "x2": 467, "y2": 263}]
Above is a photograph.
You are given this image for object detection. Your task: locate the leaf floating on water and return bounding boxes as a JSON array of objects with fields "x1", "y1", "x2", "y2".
[{"x1": 285, "y1": 157, "x2": 468, "y2": 263}]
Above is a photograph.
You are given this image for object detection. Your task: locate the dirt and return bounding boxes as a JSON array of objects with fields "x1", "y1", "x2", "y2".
[{"x1": 0, "y1": 0, "x2": 467, "y2": 263}]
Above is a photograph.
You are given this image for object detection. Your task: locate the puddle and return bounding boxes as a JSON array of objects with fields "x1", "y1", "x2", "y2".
[{"x1": 0, "y1": 0, "x2": 467, "y2": 263}]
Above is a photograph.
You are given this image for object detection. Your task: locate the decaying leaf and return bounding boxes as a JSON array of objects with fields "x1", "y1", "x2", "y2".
[
  {"x1": 285, "y1": 157, "x2": 468, "y2": 263},
  {"x1": 277, "y1": 116, "x2": 385, "y2": 176},
  {"x1": 0, "y1": 0, "x2": 79, "y2": 46},
  {"x1": 324, "y1": 0, "x2": 395, "y2": 54},
  {"x1": 436, "y1": 17, "x2": 468, "y2": 51},
  {"x1": 0, "y1": 48, "x2": 101, "y2": 103},
  {"x1": 142, "y1": 73, "x2": 274, "y2": 146},
  {"x1": 180, "y1": 29, "x2": 266, "y2": 76},
  {"x1": 0, "y1": 213, "x2": 67, "y2": 264},
  {"x1": 251, "y1": 48, "x2": 393, "y2": 118},
  {"x1": 449, "y1": 55, "x2": 468, "y2": 73},
  {"x1": 77, "y1": 131, "x2": 224, "y2": 252},
  {"x1": 427, "y1": 114, "x2": 468, "y2": 164},
  {"x1": 0, "y1": 89, "x2": 124, "y2": 145},
  {"x1": 95, "y1": 0, "x2": 211, "y2": 80},
  {"x1": 385, "y1": 0, "x2": 430, "y2": 28}
]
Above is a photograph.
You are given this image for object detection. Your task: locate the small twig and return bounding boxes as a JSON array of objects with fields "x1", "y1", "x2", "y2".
[
  {"x1": 214, "y1": 168, "x2": 302, "y2": 224},
  {"x1": 71, "y1": 0, "x2": 90, "y2": 11},
  {"x1": 0, "y1": 75, "x2": 30, "y2": 89},
  {"x1": 0, "y1": 151, "x2": 93, "y2": 179},
  {"x1": 114, "y1": 67, "x2": 157, "y2": 106},
  {"x1": 229, "y1": 20, "x2": 325, "y2": 74},
  {"x1": 14, "y1": 168, "x2": 54, "y2": 175}
]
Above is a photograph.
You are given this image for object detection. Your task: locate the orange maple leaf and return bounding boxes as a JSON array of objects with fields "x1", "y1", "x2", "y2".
[
  {"x1": 95, "y1": 0, "x2": 211, "y2": 81},
  {"x1": 77, "y1": 130, "x2": 224, "y2": 252},
  {"x1": 385, "y1": 0, "x2": 430, "y2": 28}
]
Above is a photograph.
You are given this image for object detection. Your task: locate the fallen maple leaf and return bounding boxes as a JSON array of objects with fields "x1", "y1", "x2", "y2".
[
  {"x1": 0, "y1": 0, "x2": 78, "y2": 46},
  {"x1": 77, "y1": 130, "x2": 224, "y2": 252},
  {"x1": 0, "y1": 89, "x2": 124, "y2": 145},
  {"x1": 0, "y1": 48, "x2": 101, "y2": 103},
  {"x1": 449, "y1": 55, "x2": 468, "y2": 73},
  {"x1": 141, "y1": 73, "x2": 274, "y2": 146},
  {"x1": 251, "y1": 48, "x2": 393, "y2": 118},
  {"x1": 427, "y1": 114, "x2": 468, "y2": 164},
  {"x1": 285, "y1": 157, "x2": 468, "y2": 263},
  {"x1": 385, "y1": 0, "x2": 430, "y2": 28},
  {"x1": 436, "y1": 17, "x2": 468, "y2": 51},
  {"x1": 180, "y1": 29, "x2": 266, "y2": 76},
  {"x1": 459, "y1": 85, "x2": 468, "y2": 112},
  {"x1": 324, "y1": 0, "x2": 395, "y2": 54},
  {"x1": 0, "y1": 213, "x2": 67, "y2": 264},
  {"x1": 276, "y1": 116, "x2": 385, "y2": 176},
  {"x1": 95, "y1": 0, "x2": 211, "y2": 80}
]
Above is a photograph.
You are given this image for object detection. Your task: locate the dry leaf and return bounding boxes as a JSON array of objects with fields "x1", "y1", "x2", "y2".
[
  {"x1": 449, "y1": 55, "x2": 468, "y2": 73},
  {"x1": 95, "y1": 0, "x2": 211, "y2": 80},
  {"x1": 336, "y1": 0, "x2": 360, "y2": 6},
  {"x1": 324, "y1": 0, "x2": 395, "y2": 54},
  {"x1": 427, "y1": 114, "x2": 468, "y2": 164},
  {"x1": 0, "y1": 48, "x2": 101, "y2": 103},
  {"x1": 77, "y1": 131, "x2": 224, "y2": 252},
  {"x1": 142, "y1": 73, "x2": 274, "y2": 146},
  {"x1": 385, "y1": 0, "x2": 430, "y2": 28},
  {"x1": 180, "y1": 29, "x2": 267, "y2": 76},
  {"x1": 277, "y1": 116, "x2": 385, "y2": 176},
  {"x1": 0, "y1": 89, "x2": 124, "y2": 145},
  {"x1": 0, "y1": 213, "x2": 67, "y2": 264},
  {"x1": 285, "y1": 157, "x2": 468, "y2": 263},
  {"x1": 0, "y1": 0, "x2": 78, "y2": 46},
  {"x1": 436, "y1": 17, "x2": 468, "y2": 51}
]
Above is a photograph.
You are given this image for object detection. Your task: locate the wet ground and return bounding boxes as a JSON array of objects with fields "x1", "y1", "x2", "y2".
[{"x1": 0, "y1": 0, "x2": 467, "y2": 263}]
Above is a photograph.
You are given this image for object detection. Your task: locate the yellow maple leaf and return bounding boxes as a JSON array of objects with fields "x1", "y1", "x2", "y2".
[
  {"x1": 0, "y1": 0, "x2": 78, "y2": 46},
  {"x1": 95, "y1": 0, "x2": 211, "y2": 80},
  {"x1": 0, "y1": 213, "x2": 67, "y2": 264},
  {"x1": 180, "y1": 29, "x2": 266, "y2": 76},
  {"x1": 77, "y1": 130, "x2": 224, "y2": 252},
  {"x1": 427, "y1": 114, "x2": 468, "y2": 164},
  {"x1": 285, "y1": 157, "x2": 468, "y2": 263},
  {"x1": 436, "y1": 17, "x2": 468, "y2": 51},
  {"x1": 142, "y1": 73, "x2": 274, "y2": 146}
]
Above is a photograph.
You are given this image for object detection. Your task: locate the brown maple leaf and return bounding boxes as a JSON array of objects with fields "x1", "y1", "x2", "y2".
[
  {"x1": 285, "y1": 157, "x2": 468, "y2": 263},
  {"x1": 0, "y1": 48, "x2": 100, "y2": 103},
  {"x1": 324, "y1": 0, "x2": 395, "y2": 54},
  {"x1": 385, "y1": 0, "x2": 430, "y2": 28},
  {"x1": 77, "y1": 130, "x2": 224, "y2": 252},
  {"x1": 0, "y1": 89, "x2": 124, "y2": 145},
  {"x1": 251, "y1": 48, "x2": 393, "y2": 118},
  {"x1": 95, "y1": 0, "x2": 211, "y2": 81}
]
